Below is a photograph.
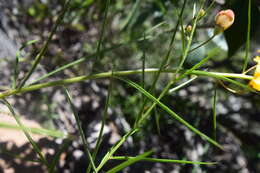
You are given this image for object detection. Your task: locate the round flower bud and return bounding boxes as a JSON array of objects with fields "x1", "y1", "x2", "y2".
[
  {"x1": 186, "y1": 25, "x2": 192, "y2": 33},
  {"x1": 198, "y1": 9, "x2": 206, "y2": 19},
  {"x1": 214, "y1": 9, "x2": 235, "y2": 35}
]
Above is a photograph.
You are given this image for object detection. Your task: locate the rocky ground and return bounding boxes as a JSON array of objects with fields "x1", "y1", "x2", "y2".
[{"x1": 0, "y1": 0, "x2": 259, "y2": 173}]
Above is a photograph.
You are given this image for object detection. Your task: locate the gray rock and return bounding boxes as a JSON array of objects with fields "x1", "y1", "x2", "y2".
[{"x1": 0, "y1": 29, "x2": 17, "y2": 59}]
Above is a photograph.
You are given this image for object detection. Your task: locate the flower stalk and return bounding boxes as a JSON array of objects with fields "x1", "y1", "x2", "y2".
[{"x1": 0, "y1": 69, "x2": 253, "y2": 99}]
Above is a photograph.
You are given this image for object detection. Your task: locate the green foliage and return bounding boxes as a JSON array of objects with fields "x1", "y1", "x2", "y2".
[
  {"x1": 1, "y1": 0, "x2": 260, "y2": 172},
  {"x1": 27, "y1": 2, "x2": 49, "y2": 20},
  {"x1": 107, "y1": 151, "x2": 153, "y2": 173}
]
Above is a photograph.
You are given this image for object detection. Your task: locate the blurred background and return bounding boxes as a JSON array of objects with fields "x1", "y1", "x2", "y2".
[{"x1": 0, "y1": 0, "x2": 260, "y2": 172}]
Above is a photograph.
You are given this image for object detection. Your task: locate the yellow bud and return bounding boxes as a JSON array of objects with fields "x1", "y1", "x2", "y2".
[
  {"x1": 249, "y1": 56, "x2": 260, "y2": 91},
  {"x1": 186, "y1": 25, "x2": 192, "y2": 33},
  {"x1": 198, "y1": 9, "x2": 206, "y2": 18}
]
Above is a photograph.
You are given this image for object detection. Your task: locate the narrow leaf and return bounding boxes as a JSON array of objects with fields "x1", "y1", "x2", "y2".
[
  {"x1": 117, "y1": 77, "x2": 223, "y2": 150},
  {"x1": 0, "y1": 122, "x2": 69, "y2": 138},
  {"x1": 1, "y1": 99, "x2": 49, "y2": 168},
  {"x1": 63, "y1": 87, "x2": 97, "y2": 172},
  {"x1": 111, "y1": 156, "x2": 217, "y2": 165},
  {"x1": 107, "y1": 151, "x2": 153, "y2": 173}
]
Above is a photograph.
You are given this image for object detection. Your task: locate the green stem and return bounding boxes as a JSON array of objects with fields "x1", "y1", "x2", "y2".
[
  {"x1": 136, "y1": 1, "x2": 206, "y2": 126},
  {"x1": 168, "y1": 75, "x2": 198, "y2": 93},
  {"x1": 18, "y1": 0, "x2": 71, "y2": 88},
  {"x1": 28, "y1": 43, "x2": 124, "y2": 86},
  {"x1": 91, "y1": 0, "x2": 110, "y2": 73},
  {"x1": 205, "y1": 0, "x2": 216, "y2": 15},
  {"x1": 0, "y1": 69, "x2": 253, "y2": 99},
  {"x1": 2, "y1": 99, "x2": 50, "y2": 170},
  {"x1": 243, "y1": 0, "x2": 251, "y2": 72},
  {"x1": 117, "y1": 76, "x2": 223, "y2": 149},
  {"x1": 64, "y1": 87, "x2": 97, "y2": 173},
  {"x1": 86, "y1": 72, "x2": 114, "y2": 173},
  {"x1": 134, "y1": 0, "x2": 187, "y2": 127},
  {"x1": 110, "y1": 156, "x2": 217, "y2": 165},
  {"x1": 174, "y1": 1, "x2": 203, "y2": 78},
  {"x1": 212, "y1": 87, "x2": 217, "y2": 140},
  {"x1": 188, "y1": 34, "x2": 215, "y2": 53},
  {"x1": 96, "y1": 129, "x2": 138, "y2": 172}
]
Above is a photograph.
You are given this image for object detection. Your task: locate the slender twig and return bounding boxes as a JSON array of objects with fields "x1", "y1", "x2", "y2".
[
  {"x1": 134, "y1": 0, "x2": 188, "y2": 127},
  {"x1": 212, "y1": 87, "x2": 217, "y2": 140},
  {"x1": 96, "y1": 129, "x2": 138, "y2": 171},
  {"x1": 63, "y1": 87, "x2": 97, "y2": 173},
  {"x1": 18, "y1": 0, "x2": 71, "y2": 88},
  {"x1": 12, "y1": 40, "x2": 38, "y2": 89},
  {"x1": 86, "y1": 70, "x2": 114, "y2": 173},
  {"x1": 0, "y1": 68, "x2": 253, "y2": 99},
  {"x1": 243, "y1": 0, "x2": 251, "y2": 72},
  {"x1": 1, "y1": 99, "x2": 50, "y2": 170},
  {"x1": 188, "y1": 34, "x2": 216, "y2": 53},
  {"x1": 111, "y1": 156, "x2": 217, "y2": 165},
  {"x1": 92, "y1": 0, "x2": 110, "y2": 73},
  {"x1": 169, "y1": 75, "x2": 198, "y2": 93}
]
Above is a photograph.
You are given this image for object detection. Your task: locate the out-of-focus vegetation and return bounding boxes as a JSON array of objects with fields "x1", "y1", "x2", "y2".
[{"x1": 0, "y1": 0, "x2": 260, "y2": 172}]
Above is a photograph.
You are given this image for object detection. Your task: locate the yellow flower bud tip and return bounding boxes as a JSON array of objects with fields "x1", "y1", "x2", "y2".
[
  {"x1": 249, "y1": 56, "x2": 260, "y2": 91},
  {"x1": 249, "y1": 76, "x2": 260, "y2": 91},
  {"x1": 257, "y1": 49, "x2": 260, "y2": 54},
  {"x1": 254, "y1": 56, "x2": 260, "y2": 63},
  {"x1": 186, "y1": 25, "x2": 192, "y2": 33},
  {"x1": 214, "y1": 9, "x2": 235, "y2": 34},
  {"x1": 198, "y1": 9, "x2": 206, "y2": 18},
  {"x1": 253, "y1": 57, "x2": 260, "y2": 75}
]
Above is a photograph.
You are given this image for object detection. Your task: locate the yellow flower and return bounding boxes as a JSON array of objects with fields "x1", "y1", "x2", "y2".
[
  {"x1": 214, "y1": 9, "x2": 235, "y2": 35},
  {"x1": 249, "y1": 56, "x2": 260, "y2": 91}
]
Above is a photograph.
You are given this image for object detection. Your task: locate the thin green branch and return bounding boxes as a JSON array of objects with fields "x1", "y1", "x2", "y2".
[
  {"x1": 137, "y1": 4, "x2": 210, "y2": 127},
  {"x1": 148, "y1": 0, "x2": 188, "y2": 95},
  {"x1": 27, "y1": 21, "x2": 187, "y2": 86},
  {"x1": 175, "y1": 2, "x2": 203, "y2": 77},
  {"x1": 205, "y1": 0, "x2": 216, "y2": 15},
  {"x1": 63, "y1": 87, "x2": 97, "y2": 172},
  {"x1": 28, "y1": 43, "x2": 124, "y2": 85},
  {"x1": 243, "y1": 0, "x2": 251, "y2": 72},
  {"x1": 141, "y1": 34, "x2": 146, "y2": 100},
  {"x1": 107, "y1": 151, "x2": 153, "y2": 173},
  {"x1": 86, "y1": 70, "x2": 114, "y2": 173},
  {"x1": 0, "y1": 68, "x2": 253, "y2": 99},
  {"x1": 111, "y1": 156, "x2": 217, "y2": 165},
  {"x1": 188, "y1": 34, "x2": 215, "y2": 53},
  {"x1": 134, "y1": 0, "x2": 188, "y2": 127},
  {"x1": 116, "y1": 77, "x2": 223, "y2": 149},
  {"x1": 0, "y1": 122, "x2": 69, "y2": 139},
  {"x1": 12, "y1": 40, "x2": 39, "y2": 88},
  {"x1": 18, "y1": 0, "x2": 72, "y2": 88},
  {"x1": 96, "y1": 129, "x2": 139, "y2": 171},
  {"x1": 169, "y1": 75, "x2": 198, "y2": 93},
  {"x1": 120, "y1": 0, "x2": 141, "y2": 30},
  {"x1": 212, "y1": 87, "x2": 217, "y2": 140},
  {"x1": 92, "y1": 0, "x2": 110, "y2": 72},
  {"x1": 1, "y1": 99, "x2": 50, "y2": 169}
]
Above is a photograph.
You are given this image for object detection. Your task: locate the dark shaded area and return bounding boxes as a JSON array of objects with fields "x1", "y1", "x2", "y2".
[
  {"x1": 0, "y1": 138, "x2": 60, "y2": 172},
  {"x1": 224, "y1": 0, "x2": 260, "y2": 57}
]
